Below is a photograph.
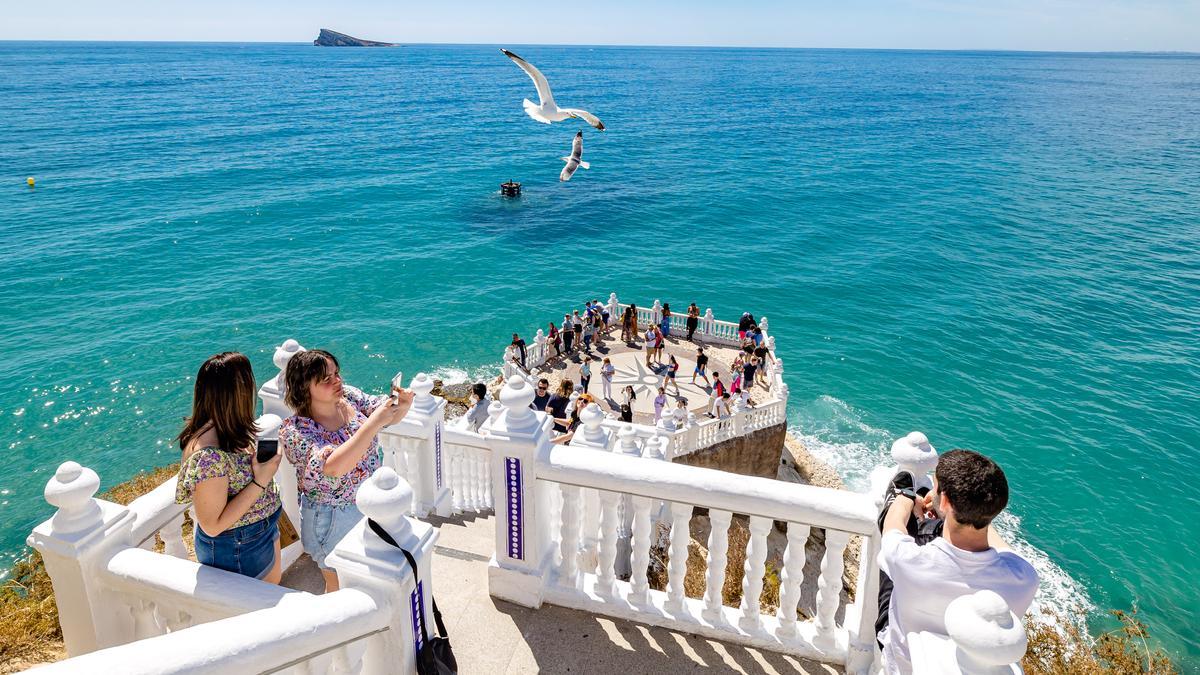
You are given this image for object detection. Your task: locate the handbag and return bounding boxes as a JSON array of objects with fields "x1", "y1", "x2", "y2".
[{"x1": 368, "y1": 519, "x2": 458, "y2": 675}]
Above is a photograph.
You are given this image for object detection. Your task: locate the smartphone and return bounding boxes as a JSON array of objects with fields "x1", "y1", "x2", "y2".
[
  {"x1": 390, "y1": 371, "x2": 404, "y2": 400},
  {"x1": 256, "y1": 439, "x2": 279, "y2": 464}
]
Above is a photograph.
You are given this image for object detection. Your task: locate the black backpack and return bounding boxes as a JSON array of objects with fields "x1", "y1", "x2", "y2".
[{"x1": 368, "y1": 519, "x2": 457, "y2": 675}]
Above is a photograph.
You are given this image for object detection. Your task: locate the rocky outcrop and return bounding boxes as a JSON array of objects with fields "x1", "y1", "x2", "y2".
[{"x1": 313, "y1": 29, "x2": 397, "y2": 47}]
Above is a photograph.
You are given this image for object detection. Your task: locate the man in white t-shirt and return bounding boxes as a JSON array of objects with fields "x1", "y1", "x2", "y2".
[{"x1": 877, "y1": 450, "x2": 1038, "y2": 674}]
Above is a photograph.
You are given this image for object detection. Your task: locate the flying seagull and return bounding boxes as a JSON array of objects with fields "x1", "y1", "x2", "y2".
[
  {"x1": 560, "y1": 131, "x2": 590, "y2": 182},
  {"x1": 501, "y1": 49, "x2": 606, "y2": 131}
]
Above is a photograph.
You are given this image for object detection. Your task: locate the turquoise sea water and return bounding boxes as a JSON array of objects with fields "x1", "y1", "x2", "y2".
[{"x1": 2, "y1": 42, "x2": 1198, "y2": 665}]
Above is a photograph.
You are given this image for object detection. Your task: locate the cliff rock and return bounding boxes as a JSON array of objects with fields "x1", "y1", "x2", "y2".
[{"x1": 313, "y1": 29, "x2": 397, "y2": 47}]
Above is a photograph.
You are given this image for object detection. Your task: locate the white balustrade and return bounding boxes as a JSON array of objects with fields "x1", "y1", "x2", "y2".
[{"x1": 29, "y1": 459, "x2": 438, "y2": 674}]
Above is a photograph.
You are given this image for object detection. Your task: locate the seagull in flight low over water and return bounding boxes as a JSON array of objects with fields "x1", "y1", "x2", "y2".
[
  {"x1": 501, "y1": 49, "x2": 606, "y2": 131},
  {"x1": 560, "y1": 132, "x2": 590, "y2": 182}
]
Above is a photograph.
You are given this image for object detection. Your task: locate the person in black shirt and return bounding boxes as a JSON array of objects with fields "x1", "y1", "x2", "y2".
[
  {"x1": 531, "y1": 378, "x2": 551, "y2": 411},
  {"x1": 691, "y1": 347, "x2": 710, "y2": 386},
  {"x1": 737, "y1": 312, "x2": 756, "y2": 339},
  {"x1": 545, "y1": 380, "x2": 574, "y2": 433},
  {"x1": 686, "y1": 303, "x2": 700, "y2": 341}
]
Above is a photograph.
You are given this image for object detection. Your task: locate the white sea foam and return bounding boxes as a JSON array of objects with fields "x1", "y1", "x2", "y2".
[
  {"x1": 427, "y1": 362, "x2": 504, "y2": 386},
  {"x1": 793, "y1": 394, "x2": 1093, "y2": 631}
]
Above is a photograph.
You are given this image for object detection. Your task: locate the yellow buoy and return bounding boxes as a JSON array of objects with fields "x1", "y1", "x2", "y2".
[{"x1": 26, "y1": 177, "x2": 35, "y2": 187}]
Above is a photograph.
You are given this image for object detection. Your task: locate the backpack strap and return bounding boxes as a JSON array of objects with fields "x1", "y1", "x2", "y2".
[{"x1": 367, "y1": 519, "x2": 450, "y2": 639}]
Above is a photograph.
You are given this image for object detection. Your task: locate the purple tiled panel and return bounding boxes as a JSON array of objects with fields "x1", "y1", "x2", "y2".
[
  {"x1": 505, "y1": 456, "x2": 523, "y2": 560},
  {"x1": 410, "y1": 580, "x2": 425, "y2": 655},
  {"x1": 434, "y1": 423, "x2": 443, "y2": 489}
]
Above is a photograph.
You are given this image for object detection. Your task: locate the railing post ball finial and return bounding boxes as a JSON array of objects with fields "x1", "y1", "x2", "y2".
[
  {"x1": 617, "y1": 425, "x2": 640, "y2": 456},
  {"x1": 45, "y1": 461, "x2": 103, "y2": 534},
  {"x1": 608, "y1": 292, "x2": 618, "y2": 305},
  {"x1": 410, "y1": 372, "x2": 435, "y2": 400},
  {"x1": 892, "y1": 431, "x2": 938, "y2": 477},
  {"x1": 499, "y1": 377, "x2": 539, "y2": 434},
  {"x1": 356, "y1": 467, "x2": 414, "y2": 541},
  {"x1": 273, "y1": 339, "x2": 305, "y2": 371},
  {"x1": 703, "y1": 308, "x2": 714, "y2": 320},
  {"x1": 759, "y1": 316, "x2": 768, "y2": 332},
  {"x1": 578, "y1": 403, "x2": 608, "y2": 444},
  {"x1": 488, "y1": 400, "x2": 504, "y2": 419},
  {"x1": 945, "y1": 590, "x2": 1028, "y2": 668}
]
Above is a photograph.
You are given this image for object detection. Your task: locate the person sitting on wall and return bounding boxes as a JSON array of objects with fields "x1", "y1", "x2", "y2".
[
  {"x1": 279, "y1": 350, "x2": 414, "y2": 594},
  {"x1": 175, "y1": 352, "x2": 283, "y2": 582},
  {"x1": 877, "y1": 450, "x2": 1039, "y2": 674}
]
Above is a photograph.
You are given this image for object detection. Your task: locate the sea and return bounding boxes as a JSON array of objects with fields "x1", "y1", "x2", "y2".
[{"x1": 1, "y1": 42, "x2": 1197, "y2": 667}]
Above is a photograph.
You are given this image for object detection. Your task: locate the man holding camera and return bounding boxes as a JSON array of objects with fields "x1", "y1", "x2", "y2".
[{"x1": 877, "y1": 449, "x2": 1039, "y2": 674}]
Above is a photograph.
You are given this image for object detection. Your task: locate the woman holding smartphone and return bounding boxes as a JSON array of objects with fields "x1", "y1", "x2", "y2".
[
  {"x1": 279, "y1": 349, "x2": 413, "y2": 593},
  {"x1": 175, "y1": 352, "x2": 283, "y2": 582}
]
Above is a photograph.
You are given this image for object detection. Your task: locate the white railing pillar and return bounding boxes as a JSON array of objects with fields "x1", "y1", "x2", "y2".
[
  {"x1": 486, "y1": 377, "x2": 553, "y2": 608},
  {"x1": 568, "y1": 404, "x2": 610, "y2": 576},
  {"x1": 533, "y1": 329, "x2": 547, "y2": 367},
  {"x1": 702, "y1": 308, "x2": 715, "y2": 338},
  {"x1": 385, "y1": 373, "x2": 451, "y2": 517},
  {"x1": 893, "y1": 431, "x2": 939, "y2": 492},
  {"x1": 325, "y1": 468, "x2": 437, "y2": 675},
  {"x1": 27, "y1": 461, "x2": 137, "y2": 655},
  {"x1": 607, "y1": 293, "x2": 619, "y2": 327},
  {"x1": 846, "y1": 531, "x2": 882, "y2": 673},
  {"x1": 257, "y1": 339, "x2": 305, "y2": 420},
  {"x1": 257, "y1": 339, "x2": 304, "y2": 535},
  {"x1": 651, "y1": 299, "x2": 662, "y2": 325},
  {"x1": 907, "y1": 590, "x2": 1027, "y2": 674}
]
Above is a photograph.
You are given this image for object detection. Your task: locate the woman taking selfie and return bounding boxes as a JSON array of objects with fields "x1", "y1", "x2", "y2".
[
  {"x1": 279, "y1": 350, "x2": 414, "y2": 593},
  {"x1": 175, "y1": 352, "x2": 283, "y2": 582}
]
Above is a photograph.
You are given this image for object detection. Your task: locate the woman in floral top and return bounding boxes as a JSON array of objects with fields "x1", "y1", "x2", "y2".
[
  {"x1": 175, "y1": 352, "x2": 283, "y2": 582},
  {"x1": 279, "y1": 349, "x2": 413, "y2": 593}
]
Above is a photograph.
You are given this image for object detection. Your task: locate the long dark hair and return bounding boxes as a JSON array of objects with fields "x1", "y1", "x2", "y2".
[
  {"x1": 177, "y1": 352, "x2": 258, "y2": 455},
  {"x1": 284, "y1": 349, "x2": 339, "y2": 419}
]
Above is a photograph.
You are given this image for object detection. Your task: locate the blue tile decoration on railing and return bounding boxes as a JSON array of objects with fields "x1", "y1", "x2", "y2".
[
  {"x1": 505, "y1": 456, "x2": 523, "y2": 560},
  {"x1": 410, "y1": 580, "x2": 425, "y2": 655},
  {"x1": 435, "y1": 422, "x2": 443, "y2": 489}
]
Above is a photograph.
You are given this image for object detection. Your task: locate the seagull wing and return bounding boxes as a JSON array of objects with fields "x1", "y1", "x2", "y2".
[
  {"x1": 560, "y1": 159, "x2": 579, "y2": 182},
  {"x1": 562, "y1": 108, "x2": 605, "y2": 131},
  {"x1": 501, "y1": 49, "x2": 555, "y2": 106}
]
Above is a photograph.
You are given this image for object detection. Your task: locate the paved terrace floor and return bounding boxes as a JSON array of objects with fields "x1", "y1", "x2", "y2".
[
  {"x1": 524, "y1": 330, "x2": 773, "y2": 425},
  {"x1": 282, "y1": 515, "x2": 838, "y2": 675}
]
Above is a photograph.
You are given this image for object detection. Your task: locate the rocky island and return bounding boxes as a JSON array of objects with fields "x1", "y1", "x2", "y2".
[{"x1": 313, "y1": 28, "x2": 397, "y2": 47}]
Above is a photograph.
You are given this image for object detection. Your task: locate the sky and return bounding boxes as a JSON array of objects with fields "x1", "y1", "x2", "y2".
[{"x1": 1, "y1": 0, "x2": 1198, "y2": 52}]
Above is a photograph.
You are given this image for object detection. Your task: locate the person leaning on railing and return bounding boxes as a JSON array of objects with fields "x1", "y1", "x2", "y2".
[
  {"x1": 175, "y1": 352, "x2": 284, "y2": 583},
  {"x1": 278, "y1": 349, "x2": 414, "y2": 593}
]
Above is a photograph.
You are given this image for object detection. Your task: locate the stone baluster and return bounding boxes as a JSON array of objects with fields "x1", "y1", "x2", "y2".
[
  {"x1": 776, "y1": 522, "x2": 811, "y2": 640},
  {"x1": 558, "y1": 484, "x2": 583, "y2": 590},
  {"x1": 448, "y1": 446, "x2": 465, "y2": 512},
  {"x1": 130, "y1": 599, "x2": 159, "y2": 640},
  {"x1": 738, "y1": 516, "x2": 772, "y2": 632},
  {"x1": 325, "y1": 467, "x2": 438, "y2": 675},
  {"x1": 161, "y1": 509, "x2": 189, "y2": 559},
  {"x1": 814, "y1": 530, "x2": 851, "y2": 648},
  {"x1": 892, "y1": 431, "x2": 938, "y2": 492},
  {"x1": 664, "y1": 502, "x2": 692, "y2": 617},
  {"x1": 847, "y1": 530, "x2": 882, "y2": 673},
  {"x1": 612, "y1": 427, "x2": 641, "y2": 579},
  {"x1": 28, "y1": 461, "x2": 137, "y2": 655},
  {"x1": 628, "y1": 495, "x2": 654, "y2": 606},
  {"x1": 596, "y1": 490, "x2": 621, "y2": 598},
  {"x1": 702, "y1": 308, "x2": 715, "y2": 339},
  {"x1": 701, "y1": 509, "x2": 733, "y2": 623},
  {"x1": 471, "y1": 447, "x2": 486, "y2": 512},
  {"x1": 483, "y1": 377, "x2": 552, "y2": 608}
]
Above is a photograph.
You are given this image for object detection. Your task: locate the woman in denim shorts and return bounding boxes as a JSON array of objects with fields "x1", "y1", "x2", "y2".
[
  {"x1": 279, "y1": 350, "x2": 413, "y2": 593},
  {"x1": 176, "y1": 352, "x2": 284, "y2": 582}
]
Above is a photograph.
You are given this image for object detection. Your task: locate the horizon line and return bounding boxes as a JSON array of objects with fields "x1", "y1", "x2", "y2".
[{"x1": 0, "y1": 38, "x2": 1197, "y2": 56}]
